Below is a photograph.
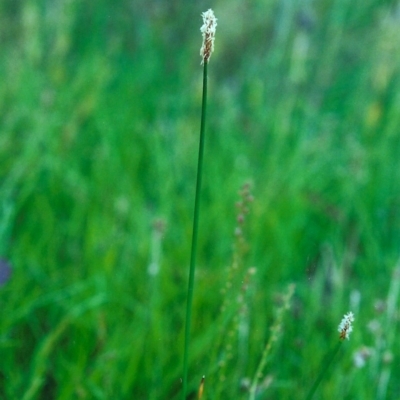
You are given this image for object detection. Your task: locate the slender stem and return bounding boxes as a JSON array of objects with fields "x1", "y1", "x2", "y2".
[
  {"x1": 304, "y1": 340, "x2": 342, "y2": 400},
  {"x1": 249, "y1": 284, "x2": 295, "y2": 400},
  {"x1": 182, "y1": 61, "x2": 208, "y2": 400}
]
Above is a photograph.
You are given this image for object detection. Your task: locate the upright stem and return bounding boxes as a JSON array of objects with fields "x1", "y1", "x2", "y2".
[
  {"x1": 182, "y1": 61, "x2": 208, "y2": 400},
  {"x1": 304, "y1": 340, "x2": 342, "y2": 400}
]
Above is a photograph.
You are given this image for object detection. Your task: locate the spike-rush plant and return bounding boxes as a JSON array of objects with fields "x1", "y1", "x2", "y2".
[
  {"x1": 182, "y1": 9, "x2": 217, "y2": 400},
  {"x1": 304, "y1": 312, "x2": 355, "y2": 400}
]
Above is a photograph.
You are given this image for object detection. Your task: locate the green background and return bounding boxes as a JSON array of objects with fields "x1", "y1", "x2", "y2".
[{"x1": 1, "y1": 0, "x2": 400, "y2": 399}]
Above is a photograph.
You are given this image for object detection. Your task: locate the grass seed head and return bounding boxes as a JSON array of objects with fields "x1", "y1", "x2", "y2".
[
  {"x1": 200, "y1": 9, "x2": 217, "y2": 64},
  {"x1": 338, "y1": 311, "x2": 355, "y2": 340}
]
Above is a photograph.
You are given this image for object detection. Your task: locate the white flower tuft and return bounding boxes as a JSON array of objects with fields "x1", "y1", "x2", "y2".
[
  {"x1": 200, "y1": 9, "x2": 217, "y2": 64},
  {"x1": 338, "y1": 311, "x2": 355, "y2": 340}
]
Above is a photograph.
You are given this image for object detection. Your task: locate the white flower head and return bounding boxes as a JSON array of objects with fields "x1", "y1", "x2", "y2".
[
  {"x1": 200, "y1": 9, "x2": 217, "y2": 64},
  {"x1": 338, "y1": 311, "x2": 355, "y2": 340}
]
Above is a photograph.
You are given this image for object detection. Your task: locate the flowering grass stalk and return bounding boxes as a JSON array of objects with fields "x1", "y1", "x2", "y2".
[
  {"x1": 249, "y1": 284, "x2": 295, "y2": 400},
  {"x1": 182, "y1": 9, "x2": 217, "y2": 400},
  {"x1": 304, "y1": 312, "x2": 355, "y2": 400}
]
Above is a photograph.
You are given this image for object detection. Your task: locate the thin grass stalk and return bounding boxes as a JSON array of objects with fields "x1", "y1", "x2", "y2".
[
  {"x1": 303, "y1": 340, "x2": 342, "y2": 400},
  {"x1": 249, "y1": 284, "x2": 295, "y2": 400},
  {"x1": 304, "y1": 312, "x2": 354, "y2": 400},
  {"x1": 182, "y1": 60, "x2": 208, "y2": 400}
]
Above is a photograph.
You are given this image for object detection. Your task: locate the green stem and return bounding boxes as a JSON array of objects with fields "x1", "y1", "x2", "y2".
[
  {"x1": 304, "y1": 340, "x2": 343, "y2": 400},
  {"x1": 182, "y1": 61, "x2": 208, "y2": 400}
]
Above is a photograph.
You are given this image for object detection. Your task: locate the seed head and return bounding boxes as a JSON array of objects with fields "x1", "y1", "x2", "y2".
[
  {"x1": 200, "y1": 9, "x2": 217, "y2": 65},
  {"x1": 338, "y1": 311, "x2": 355, "y2": 340}
]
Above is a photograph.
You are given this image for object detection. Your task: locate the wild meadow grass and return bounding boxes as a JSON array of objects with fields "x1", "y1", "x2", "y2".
[{"x1": 1, "y1": 1, "x2": 400, "y2": 399}]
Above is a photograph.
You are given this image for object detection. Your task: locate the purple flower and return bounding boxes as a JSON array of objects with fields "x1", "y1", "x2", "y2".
[{"x1": 0, "y1": 259, "x2": 12, "y2": 286}]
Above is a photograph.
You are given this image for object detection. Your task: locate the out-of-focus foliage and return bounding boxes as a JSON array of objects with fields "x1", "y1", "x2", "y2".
[{"x1": 1, "y1": 0, "x2": 400, "y2": 399}]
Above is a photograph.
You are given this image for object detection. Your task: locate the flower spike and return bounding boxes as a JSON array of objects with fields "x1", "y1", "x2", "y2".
[
  {"x1": 338, "y1": 312, "x2": 355, "y2": 340},
  {"x1": 200, "y1": 9, "x2": 217, "y2": 64}
]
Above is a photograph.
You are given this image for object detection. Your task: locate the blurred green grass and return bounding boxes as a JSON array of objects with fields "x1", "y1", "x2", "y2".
[{"x1": 1, "y1": 0, "x2": 400, "y2": 399}]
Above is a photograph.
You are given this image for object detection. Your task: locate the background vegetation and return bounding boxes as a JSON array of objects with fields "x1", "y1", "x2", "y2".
[{"x1": 1, "y1": 0, "x2": 400, "y2": 399}]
